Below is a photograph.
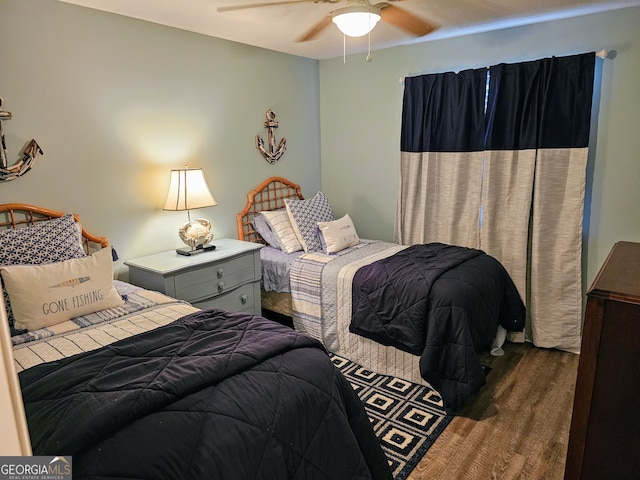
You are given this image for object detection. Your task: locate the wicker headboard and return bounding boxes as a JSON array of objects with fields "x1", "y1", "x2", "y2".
[
  {"x1": 237, "y1": 177, "x2": 304, "y2": 243},
  {"x1": 0, "y1": 203, "x2": 109, "y2": 254}
]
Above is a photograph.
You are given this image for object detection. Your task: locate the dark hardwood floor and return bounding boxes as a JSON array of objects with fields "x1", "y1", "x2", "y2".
[{"x1": 408, "y1": 342, "x2": 579, "y2": 480}]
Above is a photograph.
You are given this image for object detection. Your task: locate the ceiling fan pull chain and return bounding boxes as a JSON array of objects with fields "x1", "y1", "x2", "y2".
[
  {"x1": 343, "y1": 33, "x2": 346, "y2": 64},
  {"x1": 366, "y1": 28, "x2": 372, "y2": 62}
]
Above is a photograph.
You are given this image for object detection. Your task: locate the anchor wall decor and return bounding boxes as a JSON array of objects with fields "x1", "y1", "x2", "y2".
[
  {"x1": 256, "y1": 109, "x2": 286, "y2": 164},
  {"x1": 0, "y1": 97, "x2": 43, "y2": 182}
]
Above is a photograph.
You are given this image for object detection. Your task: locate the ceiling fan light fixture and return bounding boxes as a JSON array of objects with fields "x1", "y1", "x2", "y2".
[{"x1": 332, "y1": 5, "x2": 381, "y2": 38}]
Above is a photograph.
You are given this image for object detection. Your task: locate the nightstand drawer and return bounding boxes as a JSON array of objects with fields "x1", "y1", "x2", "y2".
[
  {"x1": 174, "y1": 253, "x2": 256, "y2": 303},
  {"x1": 194, "y1": 282, "x2": 256, "y2": 313}
]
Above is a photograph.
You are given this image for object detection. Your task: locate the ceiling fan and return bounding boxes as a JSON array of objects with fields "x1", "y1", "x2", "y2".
[{"x1": 217, "y1": 0, "x2": 437, "y2": 42}]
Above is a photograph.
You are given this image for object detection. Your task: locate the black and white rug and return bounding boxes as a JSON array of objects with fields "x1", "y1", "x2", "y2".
[{"x1": 330, "y1": 355, "x2": 453, "y2": 480}]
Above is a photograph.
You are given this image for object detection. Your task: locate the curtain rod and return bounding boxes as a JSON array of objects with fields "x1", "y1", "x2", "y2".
[{"x1": 399, "y1": 49, "x2": 609, "y2": 84}]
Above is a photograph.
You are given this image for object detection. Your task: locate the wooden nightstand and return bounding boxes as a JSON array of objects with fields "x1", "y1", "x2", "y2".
[{"x1": 125, "y1": 238, "x2": 263, "y2": 315}]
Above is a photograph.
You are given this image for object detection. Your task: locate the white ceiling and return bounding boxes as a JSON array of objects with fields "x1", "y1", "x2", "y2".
[{"x1": 59, "y1": 0, "x2": 640, "y2": 60}]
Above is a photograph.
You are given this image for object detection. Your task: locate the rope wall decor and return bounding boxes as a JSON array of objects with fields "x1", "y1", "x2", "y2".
[
  {"x1": 256, "y1": 109, "x2": 286, "y2": 164},
  {"x1": 0, "y1": 97, "x2": 43, "y2": 182}
]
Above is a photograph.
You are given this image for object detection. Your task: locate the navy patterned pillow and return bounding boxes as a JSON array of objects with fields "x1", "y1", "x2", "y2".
[
  {"x1": 285, "y1": 192, "x2": 335, "y2": 253},
  {"x1": 0, "y1": 213, "x2": 86, "y2": 335}
]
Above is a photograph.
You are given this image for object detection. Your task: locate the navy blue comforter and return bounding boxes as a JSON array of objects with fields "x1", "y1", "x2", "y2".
[
  {"x1": 350, "y1": 243, "x2": 525, "y2": 412},
  {"x1": 20, "y1": 309, "x2": 392, "y2": 480}
]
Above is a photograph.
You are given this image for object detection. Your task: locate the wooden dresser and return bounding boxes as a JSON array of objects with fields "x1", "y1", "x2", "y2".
[{"x1": 565, "y1": 241, "x2": 640, "y2": 479}]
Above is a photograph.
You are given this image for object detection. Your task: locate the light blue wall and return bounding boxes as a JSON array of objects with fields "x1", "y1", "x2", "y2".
[
  {"x1": 319, "y1": 6, "x2": 640, "y2": 289},
  {"x1": 0, "y1": 0, "x2": 321, "y2": 277}
]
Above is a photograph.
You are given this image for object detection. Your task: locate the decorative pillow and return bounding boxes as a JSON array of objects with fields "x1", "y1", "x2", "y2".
[
  {"x1": 0, "y1": 213, "x2": 87, "y2": 334},
  {"x1": 285, "y1": 192, "x2": 335, "y2": 253},
  {"x1": 251, "y1": 214, "x2": 280, "y2": 249},
  {"x1": 0, "y1": 247, "x2": 124, "y2": 331},
  {"x1": 317, "y1": 214, "x2": 360, "y2": 254},
  {"x1": 260, "y1": 209, "x2": 303, "y2": 254},
  {"x1": 0, "y1": 213, "x2": 86, "y2": 264}
]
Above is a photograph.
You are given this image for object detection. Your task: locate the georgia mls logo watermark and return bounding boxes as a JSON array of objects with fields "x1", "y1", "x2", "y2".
[{"x1": 0, "y1": 456, "x2": 72, "y2": 480}]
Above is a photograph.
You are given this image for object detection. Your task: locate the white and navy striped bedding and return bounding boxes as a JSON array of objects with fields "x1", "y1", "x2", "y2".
[
  {"x1": 289, "y1": 241, "x2": 427, "y2": 385},
  {"x1": 12, "y1": 280, "x2": 198, "y2": 372}
]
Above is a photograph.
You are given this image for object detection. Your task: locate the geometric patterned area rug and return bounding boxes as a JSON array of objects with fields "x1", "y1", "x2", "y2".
[{"x1": 330, "y1": 354, "x2": 453, "y2": 480}]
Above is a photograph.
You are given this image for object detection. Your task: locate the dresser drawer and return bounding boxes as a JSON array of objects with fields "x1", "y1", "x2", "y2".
[
  {"x1": 174, "y1": 253, "x2": 256, "y2": 303},
  {"x1": 194, "y1": 282, "x2": 257, "y2": 313}
]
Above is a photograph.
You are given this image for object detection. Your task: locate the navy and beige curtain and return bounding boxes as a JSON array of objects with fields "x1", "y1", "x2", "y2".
[{"x1": 395, "y1": 53, "x2": 596, "y2": 352}]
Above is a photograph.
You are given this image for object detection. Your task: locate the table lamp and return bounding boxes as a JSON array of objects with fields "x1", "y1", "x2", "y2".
[{"x1": 163, "y1": 166, "x2": 217, "y2": 256}]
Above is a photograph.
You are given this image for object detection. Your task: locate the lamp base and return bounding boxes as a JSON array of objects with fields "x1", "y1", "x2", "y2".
[{"x1": 176, "y1": 244, "x2": 216, "y2": 256}]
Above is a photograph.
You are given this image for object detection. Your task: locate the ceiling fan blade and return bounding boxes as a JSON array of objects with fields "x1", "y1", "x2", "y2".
[
  {"x1": 378, "y1": 4, "x2": 437, "y2": 37},
  {"x1": 296, "y1": 14, "x2": 332, "y2": 42},
  {"x1": 218, "y1": 1, "x2": 316, "y2": 13}
]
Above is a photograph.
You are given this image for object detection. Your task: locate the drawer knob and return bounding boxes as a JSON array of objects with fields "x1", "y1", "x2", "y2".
[
  {"x1": 241, "y1": 294, "x2": 248, "y2": 305},
  {"x1": 218, "y1": 282, "x2": 225, "y2": 292},
  {"x1": 217, "y1": 268, "x2": 224, "y2": 278}
]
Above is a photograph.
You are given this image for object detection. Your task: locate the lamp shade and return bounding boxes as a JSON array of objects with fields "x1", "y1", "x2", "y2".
[
  {"x1": 163, "y1": 167, "x2": 217, "y2": 211},
  {"x1": 332, "y1": 6, "x2": 381, "y2": 37}
]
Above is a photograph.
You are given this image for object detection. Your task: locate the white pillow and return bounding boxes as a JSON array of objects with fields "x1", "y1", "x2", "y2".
[
  {"x1": 260, "y1": 210, "x2": 303, "y2": 254},
  {"x1": 317, "y1": 214, "x2": 360, "y2": 254},
  {"x1": 0, "y1": 247, "x2": 124, "y2": 331}
]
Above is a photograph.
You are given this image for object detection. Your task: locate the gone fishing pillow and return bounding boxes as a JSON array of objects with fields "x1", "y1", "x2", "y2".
[
  {"x1": 0, "y1": 213, "x2": 86, "y2": 334},
  {"x1": 0, "y1": 247, "x2": 124, "y2": 331}
]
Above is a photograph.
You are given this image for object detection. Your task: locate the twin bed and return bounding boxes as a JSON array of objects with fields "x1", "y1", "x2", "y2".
[
  {"x1": 237, "y1": 177, "x2": 525, "y2": 413},
  {"x1": 1, "y1": 203, "x2": 391, "y2": 479},
  {"x1": 3, "y1": 177, "x2": 524, "y2": 477}
]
